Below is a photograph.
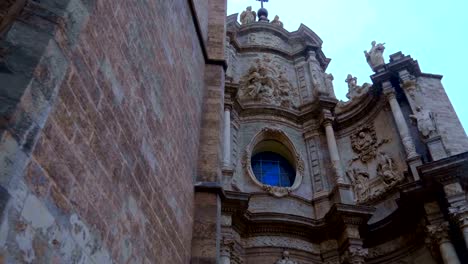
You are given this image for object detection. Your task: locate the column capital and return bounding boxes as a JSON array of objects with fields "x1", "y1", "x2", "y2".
[
  {"x1": 220, "y1": 236, "x2": 235, "y2": 257},
  {"x1": 449, "y1": 204, "x2": 468, "y2": 228},
  {"x1": 399, "y1": 69, "x2": 417, "y2": 88},
  {"x1": 224, "y1": 104, "x2": 233, "y2": 111},
  {"x1": 382, "y1": 81, "x2": 396, "y2": 100},
  {"x1": 427, "y1": 222, "x2": 451, "y2": 245},
  {"x1": 320, "y1": 109, "x2": 335, "y2": 127},
  {"x1": 344, "y1": 246, "x2": 368, "y2": 264}
]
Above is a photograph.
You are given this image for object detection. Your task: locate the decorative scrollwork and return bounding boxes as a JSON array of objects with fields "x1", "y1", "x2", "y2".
[{"x1": 350, "y1": 125, "x2": 390, "y2": 163}]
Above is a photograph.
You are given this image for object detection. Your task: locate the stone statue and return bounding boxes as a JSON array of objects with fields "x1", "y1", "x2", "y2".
[
  {"x1": 323, "y1": 73, "x2": 336, "y2": 98},
  {"x1": 275, "y1": 251, "x2": 298, "y2": 264},
  {"x1": 376, "y1": 152, "x2": 400, "y2": 186},
  {"x1": 308, "y1": 56, "x2": 326, "y2": 94},
  {"x1": 345, "y1": 74, "x2": 371, "y2": 100},
  {"x1": 347, "y1": 168, "x2": 370, "y2": 202},
  {"x1": 364, "y1": 41, "x2": 386, "y2": 72},
  {"x1": 409, "y1": 106, "x2": 437, "y2": 138},
  {"x1": 271, "y1": 15, "x2": 284, "y2": 27},
  {"x1": 240, "y1": 6, "x2": 256, "y2": 25},
  {"x1": 225, "y1": 36, "x2": 237, "y2": 81}
]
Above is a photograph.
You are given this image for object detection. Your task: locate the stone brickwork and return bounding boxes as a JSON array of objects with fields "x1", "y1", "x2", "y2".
[
  {"x1": 0, "y1": 0, "x2": 226, "y2": 263},
  {"x1": 416, "y1": 76, "x2": 468, "y2": 155}
]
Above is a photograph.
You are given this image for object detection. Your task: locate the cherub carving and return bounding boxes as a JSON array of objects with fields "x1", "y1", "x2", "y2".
[
  {"x1": 364, "y1": 41, "x2": 386, "y2": 72},
  {"x1": 240, "y1": 6, "x2": 256, "y2": 25}
]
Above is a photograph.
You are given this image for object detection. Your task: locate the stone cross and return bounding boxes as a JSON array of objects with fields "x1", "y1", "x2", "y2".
[{"x1": 256, "y1": 0, "x2": 269, "y2": 8}]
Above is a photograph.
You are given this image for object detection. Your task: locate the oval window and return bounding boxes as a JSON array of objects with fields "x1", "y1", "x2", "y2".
[{"x1": 251, "y1": 151, "x2": 295, "y2": 187}]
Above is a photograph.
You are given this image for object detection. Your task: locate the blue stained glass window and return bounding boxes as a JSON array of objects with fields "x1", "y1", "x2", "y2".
[{"x1": 251, "y1": 151, "x2": 295, "y2": 187}]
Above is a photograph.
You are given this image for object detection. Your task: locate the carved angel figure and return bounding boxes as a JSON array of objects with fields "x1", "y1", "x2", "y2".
[
  {"x1": 376, "y1": 152, "x2": 400, "y2": 186},
  {"x1": 364, "y1": 41, "x2": 386, "y2": 72},
  {"x1": 345, "y1": 74, "x2": 371, "y2": 100},
  {"x1": 409, "y1": 106, "x2": 437, "y2": 138},
  {"x1": 240, "y1": 6, "x2": 256, "y2": 25},
  {"x1": 347, "y1": 168, "x2": 370, "y2": 202},
  {"x1": 275, "y1": 251, "x2": 298, "y2": 264},
  {"x1": 271, "y1": 15, "x2": 283, "y2": 27}
]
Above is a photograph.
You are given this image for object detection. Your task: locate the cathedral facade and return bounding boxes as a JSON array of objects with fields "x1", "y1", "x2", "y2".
[{"x1": 0, "y1": 1, "x2": 467, "y2": 263}]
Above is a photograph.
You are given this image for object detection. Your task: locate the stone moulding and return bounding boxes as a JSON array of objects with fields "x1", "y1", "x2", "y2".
[{"x1": 242, "y1": 127, "x2": 304, "y2": 197}]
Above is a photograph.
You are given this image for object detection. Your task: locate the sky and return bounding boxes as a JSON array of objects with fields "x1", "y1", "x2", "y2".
[{"x1": 227, "y1": 0, "x2": 468, "y2": 133}]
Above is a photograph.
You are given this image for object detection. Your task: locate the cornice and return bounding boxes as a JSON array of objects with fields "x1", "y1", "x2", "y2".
[
  {"x1": 418, "y1": 151, "x2": 468, "y2": 185},
  {"x1": 226, "y1": 16, "x2": 330, "y2": 68}
]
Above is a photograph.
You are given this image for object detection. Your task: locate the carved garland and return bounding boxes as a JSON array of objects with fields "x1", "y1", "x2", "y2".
[{"x1": 242, "y1": 127, "x2": 304, "y2": 197}]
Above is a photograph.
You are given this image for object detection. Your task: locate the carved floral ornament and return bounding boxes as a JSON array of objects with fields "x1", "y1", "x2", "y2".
[{"x1": 242, "y1": 127, "x2": 304, "y2": 197}]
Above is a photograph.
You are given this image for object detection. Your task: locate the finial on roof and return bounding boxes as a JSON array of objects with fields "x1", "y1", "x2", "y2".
[{"x1": 256, "y1": 0, "x2": 269, "y2": 22}]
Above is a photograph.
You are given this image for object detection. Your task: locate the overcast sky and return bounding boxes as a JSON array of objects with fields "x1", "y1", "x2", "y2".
[{"x1": 227, "y1": 0, "x2": 468, "y2": 133}]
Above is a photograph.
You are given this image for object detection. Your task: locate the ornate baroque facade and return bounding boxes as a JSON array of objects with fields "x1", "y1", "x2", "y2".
[{"x1": 0, "y1": 1, "x2": 467, "y2": 263}]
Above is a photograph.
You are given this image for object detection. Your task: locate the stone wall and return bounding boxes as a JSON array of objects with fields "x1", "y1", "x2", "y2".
[
  {"x1": 416, "y1": 76, "x2": 468, "y2": 155},
  {"x1": 0, "y1": 0, "x2": 220, "y2": 263}
]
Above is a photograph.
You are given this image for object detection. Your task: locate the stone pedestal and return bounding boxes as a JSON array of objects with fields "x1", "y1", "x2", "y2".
[{"x1": 425, "y1": 136, "x2": 448, "y2": 161}]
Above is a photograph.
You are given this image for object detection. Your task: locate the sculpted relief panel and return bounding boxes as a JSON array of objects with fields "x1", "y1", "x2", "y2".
[
  {"x1": 346, "y1": 125, "x2": 404, "y2": 204},
  {"x1": 247, "y1": 32, "x2": 288, "y2": 50},
  {"x1": 350, "y1": 125, "x2": 389, "y2": 163},
  {"x1": 238, "y1": 56, "x2": 300, "y2": 110}
]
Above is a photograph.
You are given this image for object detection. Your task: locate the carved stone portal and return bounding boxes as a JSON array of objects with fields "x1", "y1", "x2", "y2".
[
  {"x1": 238, "y1": 56, "x2": 299, "y2": 109},
  {"x1": 350, "y1": 125, "x2": 389, "y2": 163}
]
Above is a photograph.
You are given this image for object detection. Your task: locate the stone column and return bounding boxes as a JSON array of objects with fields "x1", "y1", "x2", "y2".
[
  {"x1": 322, "y1": 111, "x2": 344, "y2": 184},
  {"x1": 444, "y1": 182, "x2": 468, "y2": 248},
  {"x1": 382, "y1": 81, "x2": 422, "y2": 180},
  {"x1": 220, "y1": 248, "x2": 231, "y2": 264},
  {"x1": 223, "y1": 106, "x2": 231, "y2": 167},
  {"x1": 427, "y1": 222, "x2": 461, "y2": 264},
  {"x1": 383, "y1": 81, "x2": 418, "y2": 159}
]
